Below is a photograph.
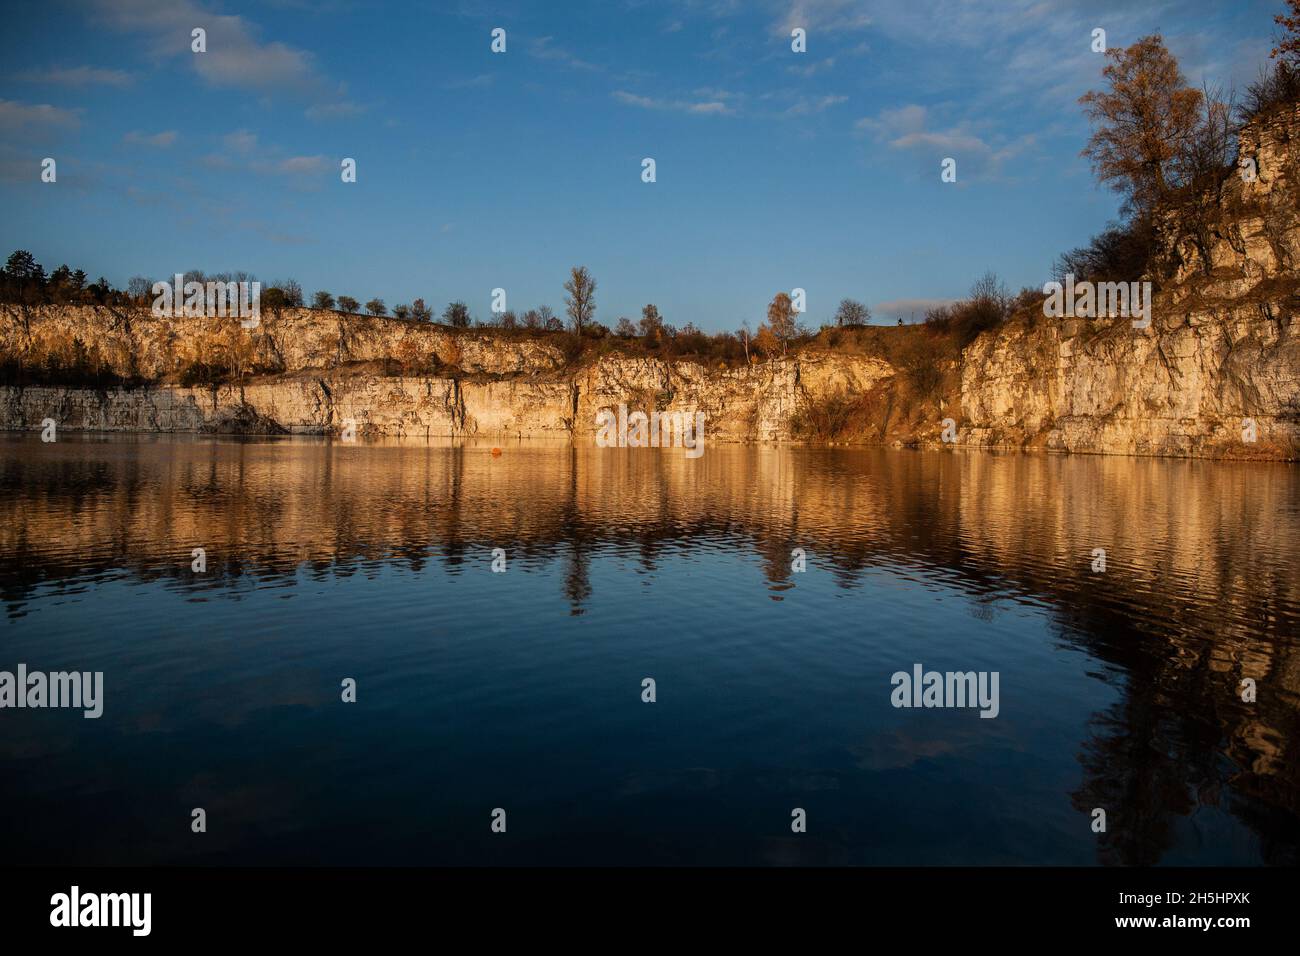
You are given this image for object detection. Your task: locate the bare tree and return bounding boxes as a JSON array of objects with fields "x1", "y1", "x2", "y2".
[
  {"x1": 833, "y1": 298, "x2": 870, "y2": 327},
  {"x1": 442, "y1": 301, "x2": 471, "y2": 328},
  {"x1": 127, "y1": 276, "x2": 153, "y2": 302},
  {"x1": 563, "y1": 266, "x2": 596, "y2": 334}
]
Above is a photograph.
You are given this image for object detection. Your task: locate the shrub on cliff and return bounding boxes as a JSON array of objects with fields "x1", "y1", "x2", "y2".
[
  {"x1": 1054, "y1": 218, "x2": 1158, "y2": 284},
  {"x1": 442, "y1": 301, "x2": 470, "y2": 327},
  {"x1": 788, "y1": 391, "x2": 863, "y2": 442},
  {"x1": 1240, "y1": 61, "x2": 1300, "y2": 121}
]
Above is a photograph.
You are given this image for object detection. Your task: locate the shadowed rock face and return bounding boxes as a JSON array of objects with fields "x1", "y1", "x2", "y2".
[{"x1": 1, "y1": 438, "x2": 1297, "y2": 863}]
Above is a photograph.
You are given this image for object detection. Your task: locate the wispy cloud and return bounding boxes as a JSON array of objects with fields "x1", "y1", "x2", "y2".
[
  {"x1": 222, "y1": 129, "x2": 258, "y2": 154},
  {"x1": 787, "y1": 57, "x2": 836, "y2": 77},
  {"x1": 272, "y1": 155, "x2": 327, "y2": 175},
  {"x1": 856, "y1": 103, "x2": 1034, "y2": 177},
  {"x1": 873, "y1": 298, "x2": 959, "y2": 322},
  {"x1": 782, "y1": 93, "x2": 846, "y2": 116},
  {"x1": 306, "y1": 100, "x2": 365, "y2": 121},
  {"x1": 124, "y1": 129, "x2": 178, "y2": 147},
  {"x1": 531, "y1": 35, "x2": 604, "y2": 72},
  {"x1": 16, "y1": 65, "x2": 134, "y2": 88},
  {"x1": 0, "y1": 99, "x2": 81, "y2": 131},
  {"x1": 613, "y1": 89, "x2": 735, "y2": 115},
  {"x1": 774, "y1": 0, "x2": 872, "y2": 34},
  {"x1": 444, "y1": 73, "x2": 495, "y2": 90}
]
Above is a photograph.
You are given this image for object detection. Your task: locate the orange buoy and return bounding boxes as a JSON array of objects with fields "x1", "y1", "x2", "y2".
[{"x1": 491, "y1": 447, "x2": 502, "y2": 457}]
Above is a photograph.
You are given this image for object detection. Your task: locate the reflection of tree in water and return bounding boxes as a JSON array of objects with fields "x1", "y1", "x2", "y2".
[
  {"x1": 1072, "y1": 694, "x2": 1196, "y2": 865},
  {"x1": 1053, "y1": 590, "x2": 1300, "y2": 865}
]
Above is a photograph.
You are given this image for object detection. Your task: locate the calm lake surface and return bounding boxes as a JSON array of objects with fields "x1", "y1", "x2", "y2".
[{"x1": 1, "y1": 434, "x2": 1297, "y2": 866}]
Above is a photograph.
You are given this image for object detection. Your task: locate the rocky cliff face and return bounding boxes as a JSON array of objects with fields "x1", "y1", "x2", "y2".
[
  {"x1": 0, "y1": 349, "x2": 895, "y2": 444},
  {"x1": 2, "y1": 109, "x2": 1297, "y2": 459},
  {"x1": 961, "y1": 104, "x2": 1299, "y2": 460}
]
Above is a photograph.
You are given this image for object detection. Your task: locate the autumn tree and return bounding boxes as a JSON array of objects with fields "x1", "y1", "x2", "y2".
[
  {"x1": 1241, "y1": 2, "x2": 1300, "y2": 119},
  {"x1": 753, "y1": 324, "x2": 779, "y2": 359},
  {"x1": 638, "y1": 303, "x2": 664, "y2": 342},
  {"x1": 766, "y1": 291, "x2": 797, "y2": 353},
  {"x1": 563, "y1": 266, "x2": 596, "y2": 334},
  {"x1": 411, "y1": 298, "x2": 432, "y2": 322},
  {"x1": 364, "y1": 298, "x2": 387, "y2": 316},
  {"x1": 1079, "y1": 35, "x2": 1203, "y2": 217},
  {"x1": 1274, "y1": 0, "x2": 1300, "y2": 66}
]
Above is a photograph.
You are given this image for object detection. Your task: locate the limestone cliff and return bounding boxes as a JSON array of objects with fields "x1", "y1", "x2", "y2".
[
  {"x1": 1, "y1": 108, "x2": 1297, "y2": 460},
  {"x1": 961, "y1": 103, "x2": 1300, "y2": 461}
]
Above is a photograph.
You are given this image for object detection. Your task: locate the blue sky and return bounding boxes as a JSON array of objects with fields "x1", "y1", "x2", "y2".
[{"x1": 0, "y1": 0, "x2": 1284, "y2": 328}]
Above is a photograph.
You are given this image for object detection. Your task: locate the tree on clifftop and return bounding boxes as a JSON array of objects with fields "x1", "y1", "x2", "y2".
[
  {"x1": 442, "y1": 301, "x2": 470, "y2": 327},
  {"x1": 1079, "y1": 35, "x2": 1203, "y2": 217},
  {"x1": 833, "y1": 298, "x2": 870, "y2": 327},
  {"x1": 563, "y1": 266, "x2": 596, "y2": 334},
  {"x1": 766, "y1": 292, "x2": 797, "y2": 354}
]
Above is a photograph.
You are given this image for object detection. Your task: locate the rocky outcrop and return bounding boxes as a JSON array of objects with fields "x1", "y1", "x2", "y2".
[
  {"x1": 960, "y1": 104, "x2": 1299, "y2": 460},
  {"x1": 2, "y1": 110, "x2": 1297, "y2": 459}
]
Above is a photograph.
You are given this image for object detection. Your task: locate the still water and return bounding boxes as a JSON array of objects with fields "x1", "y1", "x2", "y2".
[{"x1": 1, "y1": 434, "x2": 1297, "y2": 865}]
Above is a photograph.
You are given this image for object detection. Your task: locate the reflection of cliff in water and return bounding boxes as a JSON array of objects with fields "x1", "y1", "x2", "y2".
[{"x1": 1, "y1": 434, "x2": 1297, "y2": 863}]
